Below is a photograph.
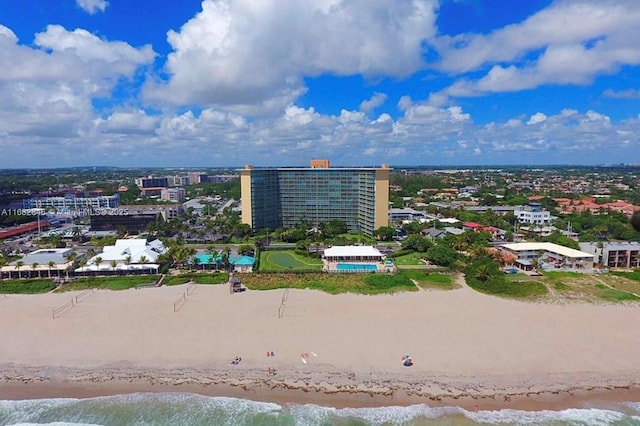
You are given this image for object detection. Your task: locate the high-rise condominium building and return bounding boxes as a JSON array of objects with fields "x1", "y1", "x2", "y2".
[{"x1": 239, "y1": 160, "x2": 390, "y2": 236}]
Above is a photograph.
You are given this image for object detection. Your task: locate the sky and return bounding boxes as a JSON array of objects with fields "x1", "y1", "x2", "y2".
[{"x1": 1, "y1": 0, "x2": 639, "y2": 168}]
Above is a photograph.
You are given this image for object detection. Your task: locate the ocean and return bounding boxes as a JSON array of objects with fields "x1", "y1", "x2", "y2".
[{"x1": 1, "y1": 392, "x2": 640, "y2": 425}]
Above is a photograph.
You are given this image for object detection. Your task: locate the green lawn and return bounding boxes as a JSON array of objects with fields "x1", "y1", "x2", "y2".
[
  {"x1": 0, "y1": 279, "x2": 57, "y2": 294},
  {"x1": 164, "y1": 272, "x2": 228, "y2": 286},
  {"x1": 398, "y1": 270, "x2": 457, "y2": 290},
  {"x1": 393, "y1": 253, "x2": 425, "y2": 266},
  {"x1": 259, "y1": 250, "x2": 323, "y2": 271},
  {"x1": 56, "y1": 275, "x2": 160, "y2": 292}
]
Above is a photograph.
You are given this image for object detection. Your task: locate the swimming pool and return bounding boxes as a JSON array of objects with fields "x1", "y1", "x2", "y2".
[
  {"x1": 335, "y1": 263, "x2": 378, "y2": 272},
  {"x1": 504, "y1": 268, "x2": 519, "y2": 274}
]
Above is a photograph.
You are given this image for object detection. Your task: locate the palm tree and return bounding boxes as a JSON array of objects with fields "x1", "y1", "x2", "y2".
[
  {"x1": 469, "y1": 244, "x2": 488, "y2": 260},
  {"x1": 72, "y1": 226, "x2": 81, "y2": 242},
  {"x1": 94, "y1": 257, "x2": 103, "y2": 276},
  {"x1": 110, "y1": 259, "x2": 117, "y2": 275},
  {"x1": 47, "y1": 260, "x2": 55, "y2": 278},
  {"x1": 222, "y1": 246, "x2": 232, "y2": 272},
  {"x1": 207, "y1": 246, "x2": 219, "y2": 271},
  {"x1": 31, "y1": 262, "x2": 39, "y2": 279},
  {"x1": 124, "y1": 255, "x2": 132, "y2": 272},
  {"x1": 474, "y1": 263, "x2": 493, "y2": 283},
  {"x1": 15, "y1": 261, "x2": 24, "y2": 279},
  {"x1": 139, "y1": 256, "x2": 148, "y2": 273}
]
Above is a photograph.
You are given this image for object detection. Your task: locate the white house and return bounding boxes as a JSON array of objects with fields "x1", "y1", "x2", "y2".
[
  {"x1": 323, "y1": 245, "x2": 393, "y2": 273},
  {"x1": 501, "y1": 242, "x2": 594, "y2": 271},
  {"x1": 514, "y1": 205, "x2": 551, "y2": 225},
  {"x1": 76, "y1": 239, "x2": 167, "y2": 274}
]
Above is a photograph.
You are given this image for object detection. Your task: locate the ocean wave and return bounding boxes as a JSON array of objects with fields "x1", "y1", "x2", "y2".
[{"x1": 2, "y1": 393, "x2": 640, "y2": 425}]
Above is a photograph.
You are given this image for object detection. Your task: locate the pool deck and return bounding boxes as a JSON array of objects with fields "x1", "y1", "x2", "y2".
[{"x1": 323, "y1": 261, "x2": 395, "y2": 273}]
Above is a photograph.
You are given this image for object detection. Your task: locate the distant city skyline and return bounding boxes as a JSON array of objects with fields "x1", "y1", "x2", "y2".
[{"x1": 1, "y1": 0, "x2": 639, "y2": 168}]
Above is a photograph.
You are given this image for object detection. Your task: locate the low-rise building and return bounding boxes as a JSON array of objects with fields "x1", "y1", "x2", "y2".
[
  {"x1": 24, "y1": 193, "x2": 120, "y2": 211},
  {"x1": 515, "y1": 203, "x2": 551, "y2": 225},
  {"x1": 501, "y1": 242, "x2": 594, "y2": 271},
  {"x1": 323, "y1": 245, "x2": 393, "y2": 273},
  {"x1": 579, "y1": 242, "x2": 640, "y2": 269},
  {"x1": 0, "y1": 248, "x2": 80, "y2": 279},
  {"x1": 76, "y1": 239, "x2": 167, "y2": 275},
  {"x1": 161, "y1": 187, "x2": 186, "y2": 202}
]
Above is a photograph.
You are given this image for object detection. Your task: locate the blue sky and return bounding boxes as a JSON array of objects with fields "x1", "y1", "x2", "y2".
[{"x1": 0, "y1": 0, "x2": 639, "y2": 168}]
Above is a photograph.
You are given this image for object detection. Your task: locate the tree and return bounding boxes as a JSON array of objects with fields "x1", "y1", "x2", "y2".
[
  {"x1": 474, "y1": 263, "x2": 493, "y2": 282},
  {"x1": 238, "y1": 244, "x2": 254, "y2": 256},
  {"x1": 15, "y1": 260, "x2": 24, "y2": 279},
  {"x1": 632, "y1": 210, "x2": 640, "y2": 233},
  {"x1": 207, "y1": 246, "x2": 219, "y2": 271},
  {"x1": 94, "y1": 257, "x2": 103, "y2": 275},
  {"x1": 47, "y1": 260, "x2": 55, "y2": 278},
  {"x1": 425, "y1": 243, "x2": 459, "y2": 268},
  {"x1": 402, "y1": 234, "x2": 431, "y2": 252},
  {"x1": 374, "y1": 226, "x2": 397, "y2": 241},
  {"x1": 31, "y1": 262, "x2": 39, "y2": 278},
  {"x1": 221, "y1": 246, "x2": 231, "y2": 271},
  {"x1": 110, "y1": 259, "x2": 117, "y2": 274}
]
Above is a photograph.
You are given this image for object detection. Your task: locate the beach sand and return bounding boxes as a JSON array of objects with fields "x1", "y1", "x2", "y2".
[{"x1": 1, "y1": 277, "x2": 640, "y2": 410}]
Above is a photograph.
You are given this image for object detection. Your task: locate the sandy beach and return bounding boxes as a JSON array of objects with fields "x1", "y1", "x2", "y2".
[{"x1": 1, "y1": 277, "x2": 640, "y2": 410}]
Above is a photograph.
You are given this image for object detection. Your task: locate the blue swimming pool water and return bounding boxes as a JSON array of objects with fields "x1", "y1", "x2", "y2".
[
  {"x1": 335, "y1": 263, "x2": 378, "y2": 271},
  {"x1": 504, "y1": 268, "x2": 519, "y2": 274}
]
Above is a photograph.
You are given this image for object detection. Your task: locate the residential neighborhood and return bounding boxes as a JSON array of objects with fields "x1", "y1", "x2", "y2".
[{"x1": 1, "y1": 164, "x2": 639, "y2": 301}]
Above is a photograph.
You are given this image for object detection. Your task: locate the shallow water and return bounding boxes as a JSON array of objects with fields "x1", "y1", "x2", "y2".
[{"x1": 2, "y1": 392, "x2": 640, "y2": 425}]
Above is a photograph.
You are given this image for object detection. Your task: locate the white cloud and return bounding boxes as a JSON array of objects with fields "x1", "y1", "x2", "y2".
[
  {"x1": 436, "y1": 0, "x2": 640, "y2": 96},
  {"x1": 76, "y1": 0, "x2": 108, "y2": 15},
  {"x1": 95, "y1": 110, "x2": 160, "y2": 134},
  {"x1": 145, "y1": 0, "x2": 438, "y2": 112},
  {"x1": 527, "y1": 112, "x2": 547, "y2": 125},
  {"x1": 603, "y1": 88, "x2": 640, "y2": 99},
  {"x1": 0, "y1": 24, "x2": 155, "y2": 163},
  {"x1": 359, "y1": 92, "x2": 387, "y2": 113}
]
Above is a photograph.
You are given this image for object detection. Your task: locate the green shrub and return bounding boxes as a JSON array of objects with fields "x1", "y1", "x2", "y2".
[
  {"x1": 239, "y1": 272, "x2": 417, "y2": 295},
  {"x1": 464, "y1": 260, "x2": 548, "y2": 298}
]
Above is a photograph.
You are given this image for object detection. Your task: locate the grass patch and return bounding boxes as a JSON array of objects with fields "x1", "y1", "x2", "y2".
[
  {"x1": 611, "y1": 270, "x2": 640, "y2": 282},
  {"x1": 259, "y1": 250, "x2": 323, "y2": 271},
  {"x1": 57, "y1": 275, "x2": 160, "y2": 292},
  {"x1": 554, "y1": 282, "x2": 571, "y2": 291},
  {"x1": 398, "y1": 270, "x2": 457, "y2": 290},
  {"x1": 393, "y1": 253, "x2": 424, "y2": 266},
  {"x1": 597, "y1": 288, "x2": 640, "y2": 302},
  {"x1": 543, "y1": 271, "x2": 583, "y2": 280},
  {"x1": 164, "y1": 273, "x2": 228, "y2": 286},
  {"x1": 238, "y1": 272, "x2": 417, "y2": 295},
  {"x1": 0, "y1": 279, "x2": 56, "y2": 294}
]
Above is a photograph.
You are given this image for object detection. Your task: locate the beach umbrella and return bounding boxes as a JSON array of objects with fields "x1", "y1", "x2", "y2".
[{"x1": 402, "y1": 355, "x2": 413, "y2": 367}]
